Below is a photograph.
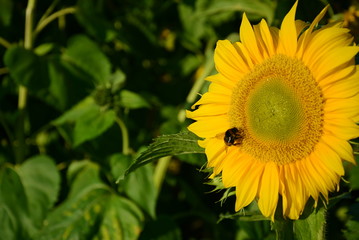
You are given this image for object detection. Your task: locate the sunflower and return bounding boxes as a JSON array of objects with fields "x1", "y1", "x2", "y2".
[{"x1": 186, "y1": 1, "x2": 359, "y2": 220}]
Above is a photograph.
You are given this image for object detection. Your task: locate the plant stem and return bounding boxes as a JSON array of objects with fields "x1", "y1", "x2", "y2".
[
  {"x1": 153, "y1": 156, "x2": 171, "y2": 190},
  {"x1": 15, "y1": 0, "x2": 36, "y2": 163},
  {"x1": 153, "y1": 42, "x2": 215, "y2": 192},
  {"x1": 115, "y1": 117, "x2": 130, "y2": 155},
  {"x1": 0, "y1": 37, "x2": 11, "y2": 48},
  {"x1": 34, "y1": 7, "x2": 76, "y2": 37},
  {"x1": 178, "y1": 46, "x2": 214, "y2": 122},
  {"x1": 24, "y1": 0, "x2": 36, "y2": 50}
]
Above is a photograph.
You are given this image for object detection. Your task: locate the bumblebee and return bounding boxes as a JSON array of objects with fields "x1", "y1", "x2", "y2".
[{"x1": 224, "y1": 127, "x2": 244, "y2": 146}]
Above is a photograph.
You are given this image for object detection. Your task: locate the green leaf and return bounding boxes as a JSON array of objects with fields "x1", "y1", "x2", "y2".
[
  {"x1": 4, "y1": 46, "x2": 49, "y2": 91},
  {"x1": 349, "y1": 154, "x2": 359, "y2": 190},
  {"x1": 16, "y1": 155, "x2": 61, "y2": 229},
  {"x1": 117, "y1": 131, "x2": 204, "y2": 182},
  {"x1": 0, "y1": 166, "x2": 36, "y2": 240},
  {"x1": 201, "y1": 0, "x2": 276, "y2": 24},
  {"x1": 76, "y1": 0, "x2": 117, "y2": 42},
  {"x1": 53, "y1": 97, "x2": 116, "y2": 147},
  {"x1": 118, "y1": 90, "x2": 150, "y2": 109},
  {"x1": 73, "y1": 107, "x2": 116, "y2": 147},
  {"x1": 293, "y1": 207, "x2": 326, "y2": 240},
  {"x1": 37, "y1": 160, "x2": 144, "y2": 240},
  {"x1": 62, "y1": 34, "x2": 111, "y2": 84},
  {"x1": 94, "y1": 195, "x2": 144, "y2": 240},
  {"x1": 344, "y1": 220, "x2": 359, "y2": 240},
  {"x1": 110, "y1": 154, "x2": 157, "y2": 218},
  {"x1": 66, "y1": 160, "x2": 105, "y2": 199}
]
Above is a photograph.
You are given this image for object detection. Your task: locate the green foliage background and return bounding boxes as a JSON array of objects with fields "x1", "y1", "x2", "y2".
[{"x1": 0, "y1": 0, "x2": 359, "y2": 239}]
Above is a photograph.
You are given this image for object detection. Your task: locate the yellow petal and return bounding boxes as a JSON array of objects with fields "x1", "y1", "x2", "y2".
[
  {"x1": 314, "y1": 141, "x2": 345, "y2": 176},
  {"x1": 324, "y1": 118, "x2": 359, "y2": 140},
  {"x1": 232, "y1": 41, "x2": 254, "y2": 69},
  {"x1": 314, "y1": 47, "x2": 359, "y2": 82},
  {"x1": 318, "y1": 65, "x2": 355, "y2": 87},
  {"x1": 258, "y1": 19, "x2": 275, "y2": 56},
  {"x1": 277, "y1": 1, "x2": 298, "y2": 56},
  {"x1": 187, "y1": 115, "x2": 229, "y2": 138},
  {"x1": 297, "y1": 5, "x2": 329, "y2": 57},
  {"x1": 221, "y1": 149, "x2": 251, "y2": 187},
  {"x1": 295, "y1": 20, "x2": 309, "y2": 37},
  {"x1": 321, "y1": 135, "x2": 356, "y2": 164},
  {"x1": 235, "y1": 160, "x2": 264, "y2": 211},
  {"x1": 324, "y1": 98, "x2": 359, "y2": 120},
  {"x1": 240, "y1": 13, "x2": 263, "y2": 63},
  {"x1": 206, "y1": 73, "x2": 236, "y2": 89},
  {"x1": 191, "y1": 91, "x2": 230, "y2": 109},
  {"x1": 186, "y1": 104, "x2": 229, "y2": 119},
  {"x1": 253, "y1": 23, "x2": 269, "y2": 59},
  {"x1": 301, "y1": 27, "x2": 353, "y2": 69},
  {"x1": 214, "y1": 40, "x2": 250, "y2": 80},
  {"x1": 205, "y1": 137, "x2": 227, "y2": 175},
  {"x1": 257, "y1": 162, "x2": 279, "y2": 220},
  {"x1": 322, "y1": 72, "x2": 359, "y2": 99}
]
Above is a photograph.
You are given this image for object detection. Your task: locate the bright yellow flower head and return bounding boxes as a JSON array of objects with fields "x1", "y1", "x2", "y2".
[{"x1": 186, "y1": 1, "x2": 359, "y2": 220}]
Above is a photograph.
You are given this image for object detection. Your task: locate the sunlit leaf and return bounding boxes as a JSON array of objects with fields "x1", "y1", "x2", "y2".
[
  {"x1": 293, "y1": 207, "x2": 326, "y2": 240},
  {"x1": 17, "y1": 155, "x2": 60, "y2": 229},
  {"x1": 66, "y1": 160, "x2": 104, "y2": 199},
  {"x1": 118, "y1": 90, "x2": 150, "y2": 109},
  {"x1": 117, "y1": 131, "x2": 204, "y2": 182},
  {"x1": 110, "y1": 154, "x2": 157, "y2": 218},
  {"x1": 53, "y1": 97, "x2": 116, "y2": 147},
  {"x1": 201, "y1": 0, "x2": 276, "y2": 24}
]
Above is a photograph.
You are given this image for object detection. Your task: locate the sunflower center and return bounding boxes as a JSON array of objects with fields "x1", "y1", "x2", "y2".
[{"x1": 229, "y1": 54, "x2": 324, "y2": 164}]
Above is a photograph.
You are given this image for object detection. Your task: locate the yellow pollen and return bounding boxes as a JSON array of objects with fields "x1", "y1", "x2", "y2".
[{"x1": 228, "y1": 55, "x2": 324, "y2": 164}]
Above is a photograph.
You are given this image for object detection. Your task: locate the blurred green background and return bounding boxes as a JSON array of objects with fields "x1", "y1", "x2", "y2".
[{"x1": 1, "y1": 0, "x2": 359, "y2": 239}]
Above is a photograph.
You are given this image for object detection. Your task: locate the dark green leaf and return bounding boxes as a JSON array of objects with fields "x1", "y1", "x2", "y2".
[
  {"x1": 0, "y1": 0, "x2": 13, "y2": 26},
  {"x1": 118, "y1": 90, "x2": 150, "y2": 109},
  {"x1": 62, "y1": 34, "x2": 111, "y2": 84},
  {"x1": 76, "y1": 0, "x2": 117, "y2": 42},
  {"x1": 17, "y1": 155, "x2": 61, "y2": 228},
  {"x1": 349, "y1": 154, "x2": 359, "y2": 190},
  {"x1": 44, "y1": 56, "x2": 94, "y2": 111},
  {"x1": 0, "y1": 166, "x2": 36, "y2": 240},
  {"x1": 4, "y1": 46, "x2": 49, "y2": 91},
  {"x1": 343, "y1": 220, "x2": 359, "y2": 240},
  {"x1": 117, "y1": 131, "x2": 204, "y2": 182}
]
